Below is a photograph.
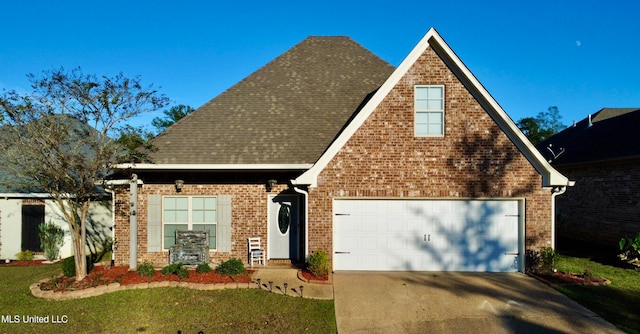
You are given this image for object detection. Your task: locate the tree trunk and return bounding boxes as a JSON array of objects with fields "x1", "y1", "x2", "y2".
[
  {"x1": 74, "y1": 201, "x2": 91, "y2": 281},
  {"x1": 72, "y1": 224, "x2": 87, "y2": 281},
  {"x1": 64, "y1": 199, "x2": 89, "y2": 281}
]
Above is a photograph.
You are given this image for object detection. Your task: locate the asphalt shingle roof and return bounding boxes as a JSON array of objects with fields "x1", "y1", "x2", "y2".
[
  {"x1": 149, "y1": 36, "x2": 395, "y2": 164},
  {"x1": 537, "y1": 108, "x2": 640, "y2": 166}
]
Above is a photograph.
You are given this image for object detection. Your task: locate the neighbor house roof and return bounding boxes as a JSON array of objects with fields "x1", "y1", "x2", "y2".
[
  {"x1": 537, "y1": 108, "x2": 640, "y2": 166},
  {"x1": 147, "y1": 36, "x2": 395, "y2": 165},
  {"x1": 0, "y1": 114, "x2": 108, "y2": 195}
]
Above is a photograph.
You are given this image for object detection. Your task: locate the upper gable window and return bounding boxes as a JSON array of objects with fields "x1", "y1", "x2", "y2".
[{"x1": 415, "y1": 85, "x2": 444, "y2": 136}]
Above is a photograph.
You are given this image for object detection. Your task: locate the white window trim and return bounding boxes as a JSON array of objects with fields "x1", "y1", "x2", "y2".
[
  {"x1": 414, "y1": 84, "x2": 445, "y2": 137},
  {"x1": 162, "y1": 195, "x2": 217, "y2": 250}
]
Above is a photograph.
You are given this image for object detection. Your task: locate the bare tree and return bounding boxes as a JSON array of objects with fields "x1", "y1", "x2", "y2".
[{"x1": 0, "y1": 67, "x2": 168, "y2": 280}]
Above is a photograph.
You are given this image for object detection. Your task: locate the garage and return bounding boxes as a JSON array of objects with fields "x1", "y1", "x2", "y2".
[{"x1": 333, "y1": 199, "x2": 523, "y2": 272}]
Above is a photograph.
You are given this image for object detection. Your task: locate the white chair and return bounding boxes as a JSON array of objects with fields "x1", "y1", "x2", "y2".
[{"x1": 248, "y1": 237, "x2": 265, "y2": 267}]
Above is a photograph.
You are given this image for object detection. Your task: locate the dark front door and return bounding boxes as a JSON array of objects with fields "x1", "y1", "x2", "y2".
[{"x1": 22, "y1": 204, "x2": 45, "y2": 252}]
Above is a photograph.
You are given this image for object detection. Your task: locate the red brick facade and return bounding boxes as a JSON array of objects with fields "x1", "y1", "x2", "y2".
[
  {"x1": 113, "y1": 183, "x2": 290, "y2": 266},
  {"x1": 113, "y1": 41, "x2": 555, "y2": 270},
  {"x1": 556, "y1": 158, "x2": 640, "y2": 248},
  {"x1": 307, "y1": 47, "x2": 553, "y2": 257}
]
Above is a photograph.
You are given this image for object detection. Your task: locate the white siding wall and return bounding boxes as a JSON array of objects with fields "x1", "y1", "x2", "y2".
[
  {"x1": 0, "y1": 199, "x2": 112, "y2": 261},
  {"x1": 0, "y1": 200, "x2": 23, "y2": 260}
]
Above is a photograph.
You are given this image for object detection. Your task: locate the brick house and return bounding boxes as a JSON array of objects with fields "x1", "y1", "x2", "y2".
[
  {"x1": 538, "y1": 108, "x2": 640, "y2": 249},
  {"x1": 113, "y1": 28, "x2": 571, "y2": 272}
]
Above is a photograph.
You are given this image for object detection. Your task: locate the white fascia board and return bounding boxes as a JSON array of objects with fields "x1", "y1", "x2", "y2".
[
  {"x1": 115, "y1": 163, "x2": 313, "y2": 171},
  {"x1": 103, "y1": 179, "x2": 143, "y2": 185},
  {"x1": 294, "y1": 27, "x2": 572, "y2": 188},
  {"x1": 0, "y1": 193, "x2": 52, "y2": 199}
]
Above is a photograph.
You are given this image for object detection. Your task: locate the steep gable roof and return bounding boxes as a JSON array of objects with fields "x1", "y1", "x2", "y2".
[
  {"x1": 147, "y1": 36, "x2": 395, "y2": 165},
  {"x1": 538, "y1": 108, "x2": 640, "y2": 166},
  {"x1": 293, "y1": 28, "x2": 570, "y2": 188}
]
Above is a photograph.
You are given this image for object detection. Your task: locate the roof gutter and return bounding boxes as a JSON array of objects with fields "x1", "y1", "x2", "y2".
[
  {"x1": 115, "y1": 163, "x2": 313, "y2": 171},
  {"x1": 0, "y1": 193, "x2": 53, "y2": 198}
]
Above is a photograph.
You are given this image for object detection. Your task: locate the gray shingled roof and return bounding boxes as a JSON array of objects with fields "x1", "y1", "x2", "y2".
[
  {"x1": 537, "y1": 108, "x2": 640, "y2": 166},
  {"x1": 150, "y1": 36, "x2": 395, "y2": 164}
]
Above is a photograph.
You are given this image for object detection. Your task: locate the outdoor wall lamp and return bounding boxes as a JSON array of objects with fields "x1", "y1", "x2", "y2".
[
  {"x1": 175, "y1": 179, "x2": 184, "y2": 192},
  {"x1": 266, "y1": 179, "x2": 277, "y2": 192}
]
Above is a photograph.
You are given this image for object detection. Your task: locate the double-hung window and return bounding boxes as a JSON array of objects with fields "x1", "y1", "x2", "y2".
[
  {"x1": 415, "y1": 85, "x2": 444, "y2": 136},
  {"x1": 163, "y1": 196, "x2": 217, "y2": 249}
]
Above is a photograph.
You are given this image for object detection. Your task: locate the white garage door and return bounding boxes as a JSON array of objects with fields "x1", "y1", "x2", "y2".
[{"x1": 333, "y1": 199, "x2": 522, "y2": 272}]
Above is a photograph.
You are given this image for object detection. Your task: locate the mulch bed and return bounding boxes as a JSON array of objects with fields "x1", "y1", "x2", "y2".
[
  {"x1": 299, "y1": 268, "x2": 329, "y2": 282},
  {"x1": 2, "y1": 260, "x2": 254, "y2": 292},
  {"x1": 39, "y1": 265, "x2": 253, "y2": 292},
  {"x1": 0, "y1": 259, "x2": 50, "y2": 266},
  {"x1": 531, "y1": 271, "x2": 611, "y2": 286}
]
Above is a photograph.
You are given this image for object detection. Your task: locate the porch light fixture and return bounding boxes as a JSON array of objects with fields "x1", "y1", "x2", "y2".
[
  {"x1": 266, "y1": 179, "x2": 277, "y2": 192},
  {"x1": 174, "y1": 179, "x2": 184, "y2": 192}
]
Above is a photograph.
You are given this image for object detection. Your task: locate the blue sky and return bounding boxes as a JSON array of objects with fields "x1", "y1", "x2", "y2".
[{"x1": 1, "y1": 1, "x2": 638, "y2": 131}]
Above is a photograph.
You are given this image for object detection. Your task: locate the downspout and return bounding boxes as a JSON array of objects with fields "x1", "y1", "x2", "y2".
[
  {"x1": 292, "y1": 185, "x2": 309, "y2": 260},
  {"x1": 129, "y1": 174, "x2": 138, "y2": 270},
  {"x1": 550, "y1": 185, "x2": 568, "y2": 249}
]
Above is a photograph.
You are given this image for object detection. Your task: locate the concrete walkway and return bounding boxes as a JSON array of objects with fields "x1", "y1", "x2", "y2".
[
  {"x1": 252, "y1": 268, "x2": 333, "y2": 299},
  {"x1": 333, "y1": 272, "x2": 623, "y2": 334}
]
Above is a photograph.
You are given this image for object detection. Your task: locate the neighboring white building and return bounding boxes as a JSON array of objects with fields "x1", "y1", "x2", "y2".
[{"x1": 0, "y1": 194, "x2": 112, "y2": 261}]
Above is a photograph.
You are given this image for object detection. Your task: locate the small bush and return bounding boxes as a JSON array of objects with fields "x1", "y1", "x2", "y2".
[
  {"x1": 38, "y1": 221, "x2": 64, "y2": 261},
  {"x1": 620, "y1": 233, "x2": 640, "y2": 259},
  {"x1": 161, "y1": 263, "x2": 189, "y2": 279},
  {"x1": 308, "y1": 250, "x2": 329, "y2": 278},
  {"x1": 176, "y1": 267, "x2": 189, "y2": 279},
  {"x1": 137, "y1": 261, "x2": 156, "y2": 280},
  {"x1": 62, "y1": 256, "x2": 94, "y2": 277},
  {"x1": 196, "y1": 262, "x2": 212, "y2": 274},
  {"x1": 215, "y1": 258, "x2": 246, "y2": 275},
  {"x1": 539, "y1": 247, "x2": 558, "y2": 274},
  {"x1": 16, "y1": 250, "x2": 35, "y2": 261}
]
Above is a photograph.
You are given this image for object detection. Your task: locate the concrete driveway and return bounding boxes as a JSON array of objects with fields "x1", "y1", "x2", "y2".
[{"x1": 333, "y1": 272, "x2": 623, "y2": 334}]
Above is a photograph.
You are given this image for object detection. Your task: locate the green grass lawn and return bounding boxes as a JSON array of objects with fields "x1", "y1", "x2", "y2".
[
  {"x1": 0, "y1": 264, "x2": 336, "y2": 333},
  {"x1": 554, "y1": 254, "x2": 640, "y2": 334}
]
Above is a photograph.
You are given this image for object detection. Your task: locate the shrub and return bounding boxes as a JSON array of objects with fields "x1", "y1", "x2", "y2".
[
  {"x1": 619, "y1": 233, "x2": 640, "y2": 259},
  {"x1": 161, "y1": 263, "x2": 189, "y2": 279},
  {"x1": 137, "y1": 261, "x2": 156, "y2": 280},
  {"x1": 196, "y1": 262, "x2": 212, "y2": 274},
  {"x1": 38, "y1": 221, "x2": 64, "y2": 261},
  {"x1": 539, "y1": 247, "x2": 558, "y2": 274},
  {"x1": 16, "y1": 250, "x2": 35, "y2": 261},
  {"x1": 62, "y1": 256, "x2": 94, "y2": 277},
  {"x1": 308, "y1": 250, "x2": 329, "y2": 278},
  {"x1": 215, "y1": 258, "x2": 246, "y2": 276}
]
